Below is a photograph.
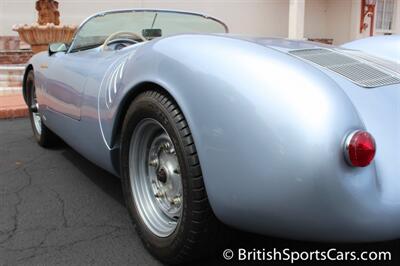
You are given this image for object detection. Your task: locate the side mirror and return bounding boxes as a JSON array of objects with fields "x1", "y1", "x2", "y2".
[{"x1": 49, "y1": 42, "x2": 68, "y2": 56}]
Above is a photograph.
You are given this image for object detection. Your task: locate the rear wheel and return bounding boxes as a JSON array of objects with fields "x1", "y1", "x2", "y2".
[
  {"x1": 120, "y1": 90, "x2": 227, "y2": 264},
  {"x1": 26, "y1": 70, "x2": 58, "y2": 147}
]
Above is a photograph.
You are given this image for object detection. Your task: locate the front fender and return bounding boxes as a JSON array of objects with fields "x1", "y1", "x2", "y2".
[{"x1": 22, "y1": 51, "x2": 49, "y2": 105}]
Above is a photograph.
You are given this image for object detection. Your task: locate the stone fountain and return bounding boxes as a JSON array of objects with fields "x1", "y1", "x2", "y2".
[{"x1": 12, "y1": 0, "x2": 77, "y2": 54}]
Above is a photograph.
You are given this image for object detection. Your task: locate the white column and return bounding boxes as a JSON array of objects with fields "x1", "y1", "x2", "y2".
[
  {"x1": 394, "y1": 0, "x2": 400, "y2": 34},
  {"x1": 288, "y1": 0, "x2": 305, "y2": 39}
]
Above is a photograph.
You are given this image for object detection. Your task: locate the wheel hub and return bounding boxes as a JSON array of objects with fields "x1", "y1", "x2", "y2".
[
  {"x1": 149, "y1": 137, "x2": 182, "y2": 220},
  {"x1": 157, "y1": 167, "x2": 167, "y2": 183},
  {"x1": 129, "y1": 119, "x2": 183, "y2": 237}
]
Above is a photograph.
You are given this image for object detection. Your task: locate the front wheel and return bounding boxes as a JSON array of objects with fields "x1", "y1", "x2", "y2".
[
  {"x1": 120, "y1": 90, "x2": 227, "y2": 264},
  {"x1": 26, "y1": 70, "x2": 58, "y2": 147}
]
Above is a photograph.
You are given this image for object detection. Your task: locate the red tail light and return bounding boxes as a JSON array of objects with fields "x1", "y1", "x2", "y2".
[{"x1": 344, "y1": 130, "x2": 376, "y2": 167}]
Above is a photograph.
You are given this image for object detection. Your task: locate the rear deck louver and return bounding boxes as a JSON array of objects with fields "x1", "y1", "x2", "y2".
[{"x1": 289, "y1": 49, "x2": 400, "y2": 88}]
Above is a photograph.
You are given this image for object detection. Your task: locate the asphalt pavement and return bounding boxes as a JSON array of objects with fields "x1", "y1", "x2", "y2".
[{"x1": 0, "y1": 118, "x2": 398, "y2": 266}]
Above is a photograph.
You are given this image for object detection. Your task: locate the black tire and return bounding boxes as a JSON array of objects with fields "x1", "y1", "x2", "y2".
[
  {"x1": 26, "y1": 70, "x2": 58, "y2": 148},
  {"x1": 120, "y1": 90, "x2": 227, "y2": 264}
]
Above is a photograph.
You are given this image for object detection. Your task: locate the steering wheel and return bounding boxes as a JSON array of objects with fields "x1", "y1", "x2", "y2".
[{"x1": 102, "y1": 31, "x2": 147, "y2": 51}]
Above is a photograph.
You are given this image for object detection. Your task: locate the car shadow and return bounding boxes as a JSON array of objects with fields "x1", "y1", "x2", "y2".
[{"x1": 60, "y1": 142, "x2": 125, "y2": 206}]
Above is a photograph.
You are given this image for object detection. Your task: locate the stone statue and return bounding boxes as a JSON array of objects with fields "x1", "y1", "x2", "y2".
[{"x1": 35, "y1": 0, "x2": 60, "y2": 25}]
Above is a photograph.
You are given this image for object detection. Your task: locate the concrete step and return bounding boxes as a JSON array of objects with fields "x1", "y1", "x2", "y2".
[
  {"x1": 0, "y1": 50, "x2": 33, "y2": 65},
  {"x1": 0, "y1": 87, "x2": 22, "y2": 95},
  {"x1": 0, "y1": 70, "x2": 24, "y2": 77},
  {"x1": 0, "y1": 65, "x2": 25, "y2": 91},
  {"x1": 0, "y1": 74, "x2": 23, "y2": 82},
  {"x1": 0, "y1": 81, "x2": 22, "y2": 87},
  {"x1": 0, "y1": 65, "x2": 25, "y2": 74}
]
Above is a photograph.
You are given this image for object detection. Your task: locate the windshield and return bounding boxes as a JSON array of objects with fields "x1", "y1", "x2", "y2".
[{"x1": 69, "y1": 9, "x2": 228, "y2": 52}]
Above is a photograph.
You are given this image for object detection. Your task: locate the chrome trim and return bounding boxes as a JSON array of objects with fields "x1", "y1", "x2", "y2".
[
  {"x1": 344, "y1": 130, "x2": 358, "y2": 166},
  {"x1": 67, "y1": 8, "x2": 229, "y2": 53}
]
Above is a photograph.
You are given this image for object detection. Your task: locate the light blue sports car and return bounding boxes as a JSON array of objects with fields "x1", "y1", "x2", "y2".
[{"x1": 23, "y1": 9, "x2": 400, "y2": 264}]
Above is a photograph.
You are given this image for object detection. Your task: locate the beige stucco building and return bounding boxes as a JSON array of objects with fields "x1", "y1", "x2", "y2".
[{"x1": 0, "y1": 0, "x2": 399, "y2": 45}]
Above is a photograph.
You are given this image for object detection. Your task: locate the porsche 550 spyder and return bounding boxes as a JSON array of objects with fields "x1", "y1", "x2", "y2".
[{"x1": 23, "y1": 9, "x2": 400, "y2": 264}]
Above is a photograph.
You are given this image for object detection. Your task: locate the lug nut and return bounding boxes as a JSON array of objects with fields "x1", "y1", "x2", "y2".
[
  {"x1": 155, "y1": 191, "x2": 164, "y2": 198},
  {"x1": 149, "y1": 159, "x2": 158, "y2": 167},
  {"x1": 171, "y1": 196, "x2": 181, "y2": 205},
  {"x1": 161, "y1": 142, "x2": 170, "y2": 150}
]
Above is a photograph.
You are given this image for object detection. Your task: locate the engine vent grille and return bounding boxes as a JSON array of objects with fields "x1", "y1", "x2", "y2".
[{"x1": 289, "y1": 49, "x2": 400, "y2": 88}]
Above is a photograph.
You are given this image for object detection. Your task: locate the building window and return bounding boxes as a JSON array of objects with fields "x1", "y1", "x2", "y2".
[{"x1": 375, "y1": 0, "x2": 395, "y2": 32}]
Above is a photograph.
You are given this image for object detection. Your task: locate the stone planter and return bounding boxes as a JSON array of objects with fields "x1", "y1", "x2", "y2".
[{"x1": 12, "y1": 23, "x2": 77, "y2": 54}]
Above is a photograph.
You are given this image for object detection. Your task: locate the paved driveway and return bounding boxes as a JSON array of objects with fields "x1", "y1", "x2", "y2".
[
  {"x1": 0, "y1": 118, "x2": 398, "y2": 265},
  {"x1": 0, "y1": 119, "x2": 162, "y2": 265}
]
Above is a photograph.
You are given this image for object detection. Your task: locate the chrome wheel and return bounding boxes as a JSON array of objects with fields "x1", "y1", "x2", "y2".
[
  {"x1": 129, "y1": 118, "x2": 183, "y2": 237},
  {"x1": 30, "y1": 83, "x2": 41, "y2": 135}
]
